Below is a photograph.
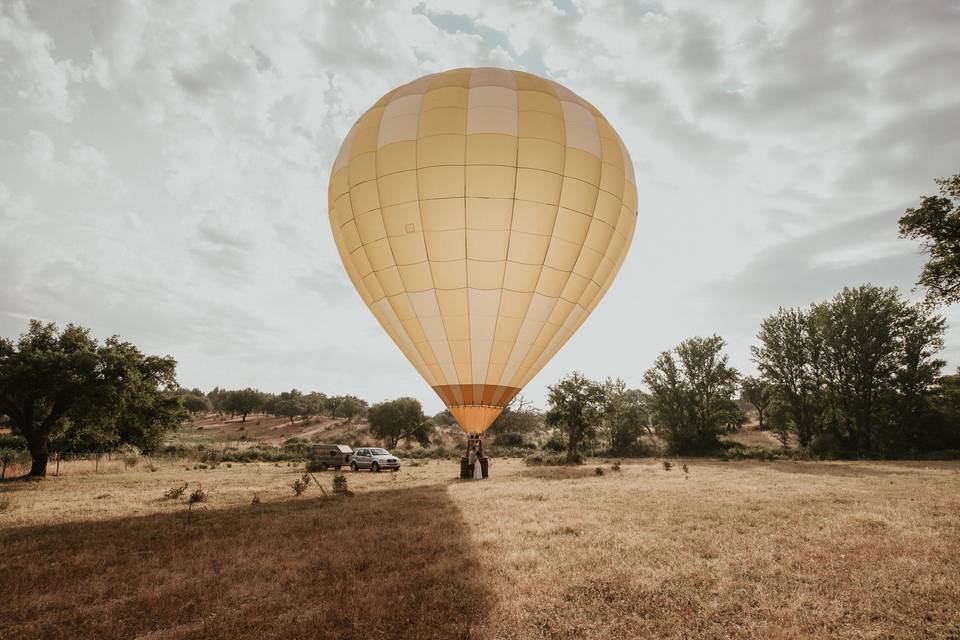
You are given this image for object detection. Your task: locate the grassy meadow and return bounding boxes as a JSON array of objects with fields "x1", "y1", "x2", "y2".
[{"x1": 2, "y1": 456, "x2": 959, "y2": 639}]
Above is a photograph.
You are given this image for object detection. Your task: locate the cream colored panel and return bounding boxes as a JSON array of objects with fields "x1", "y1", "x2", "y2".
[{"x1": 420, "y1": 198, "x2": 465, "y2": 232}]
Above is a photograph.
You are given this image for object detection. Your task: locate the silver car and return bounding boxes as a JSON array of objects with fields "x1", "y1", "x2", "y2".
[{"x1": 350, "y1": 447, "x2": 401, "y2": 472}]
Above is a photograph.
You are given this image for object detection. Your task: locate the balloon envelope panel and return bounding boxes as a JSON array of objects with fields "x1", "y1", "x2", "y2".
[{"x1": 328, "y1": 68, "x2": 636, "y2": 434}]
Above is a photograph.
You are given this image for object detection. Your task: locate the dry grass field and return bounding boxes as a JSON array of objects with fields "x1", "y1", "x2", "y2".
[{"x1": 2, "y1": 457, "x2": 959, "y2": 639}]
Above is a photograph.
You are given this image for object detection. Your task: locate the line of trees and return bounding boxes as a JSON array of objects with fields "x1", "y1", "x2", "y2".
[
  {"x1": 542, "y1": 285, "x2": 960, "y2": 460},
  {"x1": 177, "y1": 387, "x2": 369, "y2": 423}
]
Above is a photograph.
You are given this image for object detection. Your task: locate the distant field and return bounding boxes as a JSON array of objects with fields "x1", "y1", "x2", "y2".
[{"x1": 2, "y1": 458, "x2": 959, "y2": 639}]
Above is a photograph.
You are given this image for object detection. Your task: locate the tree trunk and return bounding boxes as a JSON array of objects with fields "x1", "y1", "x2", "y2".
[
  {"x1": 28, "y1": 444, "x2": 48, "y2": 477},
  {"x1": 19, "y1": 418, "x2": 49, "y2": 478}
]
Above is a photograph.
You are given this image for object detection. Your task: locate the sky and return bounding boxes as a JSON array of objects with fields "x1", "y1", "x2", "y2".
[{"x1": 1, "y1": 0, "x2": 959, "y2": 414}]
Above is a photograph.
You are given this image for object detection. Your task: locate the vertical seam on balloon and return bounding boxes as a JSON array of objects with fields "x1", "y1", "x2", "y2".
[
  {"x1": 498, "y1": 83, "x2": 568, "y2": 391},
  {"x1": 463, "y1": 70, "x2": 474, "y2": 402},
  {"x1": 484, "y1": 73, "x2": 521, "y2": 403},
  {"x1": 410, "y1": 83, "x2": 458, "y2": 392},
  {"x1": 368, "y1": 103, "x2": 441, "y2": 388}
]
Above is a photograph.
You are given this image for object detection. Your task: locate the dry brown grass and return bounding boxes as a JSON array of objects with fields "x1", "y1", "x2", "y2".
[{"x1": 1, "y1": 458, "x2": 959, "y2": 639}]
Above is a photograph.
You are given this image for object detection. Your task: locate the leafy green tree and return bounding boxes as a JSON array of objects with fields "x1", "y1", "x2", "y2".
[
  {"x1": 180, "y1": 392, "x2": 210, "y2": 415},
  {"x1": 740, "y1": 376, "x2": 772, "y2": 430},
  {"x1": 898, "y1": 174, "x2": 960, "y2": 306},
  {"x1": 753, "y1": 286, "x2": 946, "y2": 456},
  {"x1": 327, "y1": 394, "x2": 367, "y2": 419},
  {"x1": 600, "y1": 378, "x2": 650, "y2": 452},
  {"x1": 304, "y1": 391, "x2": 328, "y2": 418},
  {"x1": 275, "y1": 398, "x2": 306, "y2": 423},
  {"x1": 544, "y1": 372, "x2": 605, "y2": 463},
  {"x1": 752, "y1": 308, "x2": 826, "y2": 447},
  {"x1": 644, "y1": 335, "x2": 740, "y2": 454},
  {"x1": 223, "y1": 388, "x2": 263, "y2": 422},
  {"x1": 367, "y1": 397, "x2": 433, "y2": 448},
  {"x1": 0, "y1": 320, "x2": 182, "y2": 476},
  {"x1": 206, "y1": 387, "x2": 229, "y2": 413}
]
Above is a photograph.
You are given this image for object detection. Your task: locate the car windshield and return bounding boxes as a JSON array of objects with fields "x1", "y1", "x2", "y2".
[{"x1": 370, "y1": 448, "x2": 390, "y2": 456}]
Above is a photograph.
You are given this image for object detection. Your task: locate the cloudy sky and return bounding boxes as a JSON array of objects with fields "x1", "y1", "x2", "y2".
[{"x1": 2, "y1": 0, "x2": 958, "y2": 413}]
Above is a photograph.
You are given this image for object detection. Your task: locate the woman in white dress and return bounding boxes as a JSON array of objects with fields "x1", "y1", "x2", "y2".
[{"x1": 471, "y1": 444, "x2": 483, "y2": 480}]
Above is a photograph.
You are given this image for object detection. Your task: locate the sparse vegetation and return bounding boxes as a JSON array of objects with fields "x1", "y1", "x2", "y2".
[
  {"x1": 1, "y1": 458, "x2": 957, "y2": 639},
  {"x1": 162, "y1": 482, "x2": 188, "y2": 500},
  {"x1": 290, "y1": 474, "x2": 310, "y2": 496}
]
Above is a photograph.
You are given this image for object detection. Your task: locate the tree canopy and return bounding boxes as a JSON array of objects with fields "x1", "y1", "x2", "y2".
[
  {"x1": 544, "y1": 372, "x2": 605, "y2": 462},
  {"x1": 899, "y1": 174, "x2": 960, "y2": 306},
  {"x1": 753, "y1": 285, "x2": 950, "y2": 456},
  {"x1": 643, "y1": 335, "x2": 741, "y2": 454},
  {"x1": 366, "y1": 397, "x2": 433, "y2": 449},
  {"x1": 0, "y1": 320, "x2": 184, "y2": 477}
]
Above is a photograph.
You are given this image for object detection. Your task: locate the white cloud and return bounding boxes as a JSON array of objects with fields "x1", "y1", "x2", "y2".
[{"x1": 0, "y1": 1, "x2": 83, "y2": 121}]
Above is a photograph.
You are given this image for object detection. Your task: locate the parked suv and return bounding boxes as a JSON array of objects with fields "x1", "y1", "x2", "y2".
[{"x1": 350, "y1": 447, "x2": 400, "y2": 472}]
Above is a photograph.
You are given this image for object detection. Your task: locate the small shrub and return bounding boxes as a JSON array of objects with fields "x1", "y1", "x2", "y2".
[
  {"x1": 122, "y1": 453, "x2": 139, "y2": 468},
  {"x1": 594, "y1": 466, "x2": 604, "y2": 476},
  {"x1": 291, "y1": 474, "x2": 310, "y2": 496},
  {"x1": 305, "y1": 458, "x2": 325, "y2": 473},
  {"x1": 145, "y1": 463, "x2": 158, "y2": 473},
  {"x1": 163, "y1": 483, "x2": 188, "y2": 500},
  {"x1": 188, "y1": 486, "x2": 208, "y2": 505},
  {"x1": 226, "y1": 463, "x2": 232, "y2": 468},
  {"x1": 611, "y1": 461, "x2": 622, "y2": 472},
  {"x1": 333, "y1": 473, "x2": 352, "y2": 496},
  {"x1": 0, "y1": 496, "x2": 11, "y2": 512},
  {"x1": 663, "y1": 461, "x2": 672, "y2": 471},
  {"x1": 187, "y1": 485, "x2": 208, "y2": 523},
  {"x1": 682, "y1": 463, "x2": 689, "y2": 476},
  {"x1": 251, "y1": 494, "x2": 261, "y2": 505}
]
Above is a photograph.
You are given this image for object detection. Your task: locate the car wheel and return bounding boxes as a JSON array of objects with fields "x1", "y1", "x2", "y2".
[
  {"x1": 371, "y1": 462, "x2": 380, "y2": 473},
  {"x1": 392, "y1": 468, "x2": 399, "y2": 473},
  {"x1": 350, "y1": 461, "x2": 358, "y2": 472},
  {"x1": 321, "y1": 462, "x2": 329, "y2": 470},
  {"x1": 335, "y1": 466, "x2": 341, "y2": 470}
]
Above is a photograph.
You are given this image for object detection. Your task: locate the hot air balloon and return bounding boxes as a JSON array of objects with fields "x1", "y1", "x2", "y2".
[{"x1": 328, "y1": 68, "x2": 636, "y2": 471}]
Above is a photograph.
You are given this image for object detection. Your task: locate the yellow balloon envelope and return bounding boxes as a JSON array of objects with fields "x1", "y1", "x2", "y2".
[{"x1": 328, "y1": 68, "x2": 636, "y2": 435}]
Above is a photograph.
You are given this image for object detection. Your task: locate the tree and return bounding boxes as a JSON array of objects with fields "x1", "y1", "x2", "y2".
[
  {"x1": 222, "y1": 388, "x2": 263, "y2": 422},
  {"x1": 544, "y1": 372, "x2": 605, "y2": 463},
  {"x1": 326, "y1": 394, "x2": 367, "y2": 419},
  {"x1": 206, "y1": 387, "x2": 229, "y2": 413},
  {"x1": 600, "y1": 379, "x2": 650, "y2": 452},
  {"x1": 180, "y1": 392, "x2": 210, "y2": 415},
  {"x1": 898, "y1": 174, "x2": 960, "y2": 306},
  {"x1": 753, "y1": 286, "x2": 946, "y2": 456},
  {"x1": 367, "y1": 397, "x2": 433, "y2": 448},
  {"x1": 752, "y1": 308, "x2": 826, "y2": 447},
  {"x1": 0, "y1": 320, "x2": 182, "y2": 477},
  {"x1": 740, "y1": 376, "x2": 772, "y2": 430},
  {"x1": 487, "y1": 395, "x2": 542, "y2": 439},
  {"x1": 644, "y1": 335, "x2": 740, "y2": 454}
]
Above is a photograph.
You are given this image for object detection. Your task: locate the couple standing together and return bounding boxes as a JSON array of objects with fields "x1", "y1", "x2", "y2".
[{"x1": 467, "y1": 445, "x2": 484, "y2": 480}]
